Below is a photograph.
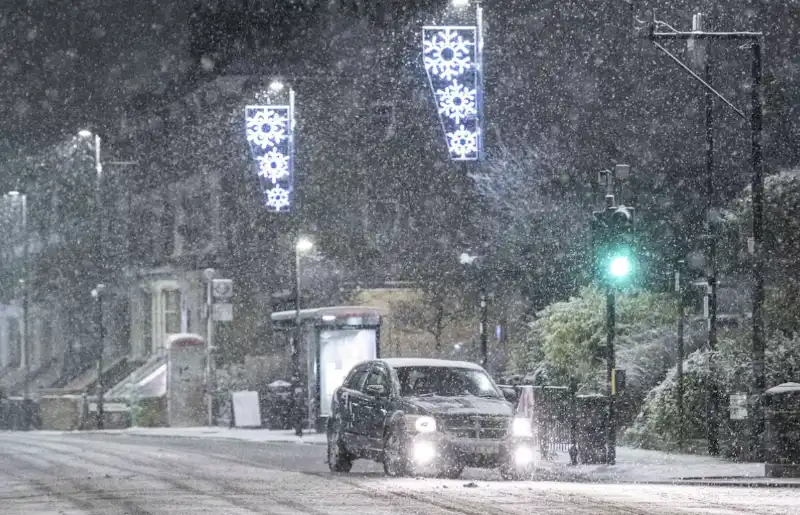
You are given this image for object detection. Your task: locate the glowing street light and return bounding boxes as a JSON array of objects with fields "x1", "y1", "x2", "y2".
[
  {"x1": 269, "y1": 80, "x2": 285, "y2": 93},
  {"x1": 296, "y1": 236, "x2": 314, "y2": 253},
  {"x1": 452, "y1": 0, "x2": 470, "y2": 7}
]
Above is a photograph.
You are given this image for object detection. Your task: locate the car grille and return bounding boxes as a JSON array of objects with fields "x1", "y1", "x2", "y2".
[{"x1": 440, "y1": 415, "x2": 509, "y2": 440}]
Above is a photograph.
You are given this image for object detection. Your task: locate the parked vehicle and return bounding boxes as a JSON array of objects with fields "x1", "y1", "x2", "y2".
[{"x1": 326, "y1": 358, "x2": 536, "y2": 480}]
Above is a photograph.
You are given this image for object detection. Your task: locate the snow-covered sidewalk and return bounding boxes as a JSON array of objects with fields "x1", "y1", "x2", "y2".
[
  {"x1": 73, "y1": 426, "x2": 327, "y2": 445},
  {"x1": 536, "y1": 446, "x2": 800, "y2": 486}
]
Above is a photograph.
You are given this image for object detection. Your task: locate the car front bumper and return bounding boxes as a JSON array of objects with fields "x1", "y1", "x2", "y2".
[{"x1": 408, "y1": 432, "x2": 537, "y2": 470}]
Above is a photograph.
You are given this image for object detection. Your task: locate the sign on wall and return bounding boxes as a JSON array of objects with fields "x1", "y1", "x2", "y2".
[{"x1": 211, "y1": 279, "x2": 233, "y2": 322}]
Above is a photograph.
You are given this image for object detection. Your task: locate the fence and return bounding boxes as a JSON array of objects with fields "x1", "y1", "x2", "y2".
[{"x1": 500, "y1": 383, "x2": 609, "y2": 464}]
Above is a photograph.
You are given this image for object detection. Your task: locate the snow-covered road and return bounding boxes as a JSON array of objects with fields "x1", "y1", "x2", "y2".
[{"x1": 0, "y1": 432, "x2": 795, "y2": 515}]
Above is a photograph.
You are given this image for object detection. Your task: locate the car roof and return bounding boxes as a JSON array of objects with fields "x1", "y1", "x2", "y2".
[{"x1": 377, "y1": 358, "x2": 486, "y2": 371}]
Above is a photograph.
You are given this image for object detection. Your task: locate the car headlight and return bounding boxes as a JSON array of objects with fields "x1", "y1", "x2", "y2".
[
  {"x1": 511, "y1": 417, "x2": 533, "y2": 437},
  {"x1": 412, "y1": 415, "x2": 437, "y2": 433}
]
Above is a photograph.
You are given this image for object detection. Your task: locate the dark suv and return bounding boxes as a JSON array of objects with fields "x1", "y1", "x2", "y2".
[{"x1": 326, "y1": 358, "x2": 536, "y2": 480}]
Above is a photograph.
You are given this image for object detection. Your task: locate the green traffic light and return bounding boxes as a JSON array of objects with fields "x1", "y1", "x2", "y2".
[{"x1": 609, "y1": 255, "x2": 631, "y2": 278}]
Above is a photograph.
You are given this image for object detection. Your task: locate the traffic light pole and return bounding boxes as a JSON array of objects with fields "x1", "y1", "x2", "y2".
[{"x1": 605, "y1": 287, "x2": 616, "y2": 465}]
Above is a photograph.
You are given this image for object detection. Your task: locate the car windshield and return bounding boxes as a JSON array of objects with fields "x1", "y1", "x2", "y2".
[{"x1": 395, "y1": 366, "x2": 501, "y2": 399}]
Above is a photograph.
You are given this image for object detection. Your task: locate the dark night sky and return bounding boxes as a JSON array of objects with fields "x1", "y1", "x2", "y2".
[{"x1": 0, "y1": 0, "x2": 193, "y2": 153}]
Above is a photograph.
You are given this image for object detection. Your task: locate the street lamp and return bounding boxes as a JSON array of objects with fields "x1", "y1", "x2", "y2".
[
  {"x1": 291, "y1": 235, "x2": 313, "y2": 436},
  {"x1": 269, "y1": 80, "x2": 285, "y2": 93},
  {"x1": 90, "y1": 283, "x2": 106, "y2": 429},
  {"x1": 245, "y1": 81, "x2": 301, "y2": 431},
  {"x1": 459, "y1": 251, "x2": 488, "y2": 370},
  {"x1": 203, "y1": 268, "x2": 216, "y2": 427},
  {"x1": 451, "y1": 0, "x2": 470, "y2": 7},
  {"x1": 3, "y1": 191, "x2": 29, "y2": 427}
]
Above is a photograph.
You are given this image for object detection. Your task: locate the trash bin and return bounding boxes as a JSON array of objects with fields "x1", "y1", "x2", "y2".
[
  {"x1": 261, "y1": 380, "x2": 293, "y2": 429},
  {"x1": 576, "y1": 394, "x2": 607, "y2": 464},
  {"x1": 764, "y1": 382, "x2": 800, "y2": 478}
]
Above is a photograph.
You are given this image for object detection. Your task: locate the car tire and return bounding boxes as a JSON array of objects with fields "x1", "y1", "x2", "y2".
[
  {"x1": 382, "y1": 425, "x2": 411, "y2": 477},
  {"x1": 327, "y1": 418, "x2": 353, "y2": 473}
]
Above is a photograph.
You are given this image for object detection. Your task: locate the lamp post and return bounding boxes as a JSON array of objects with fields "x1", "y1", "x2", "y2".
[
  {"x1": 459, "y1": 252, "x2": 489, "y2": 370},
  {"x1": 5, "y1": 191, "x2": 29, "y2": 428},
  {"x1": 77, "y1": 131, "x2": 104, "y2": 283},
  {"x1": 245, "y1": 79, "x2": 300, "y2": 431},
  {"x1": 203, "y1": 268, "x2": 216, "y2": 426},
  {"x1": 90, "y1": 283, "x2": 106, "y2": 429},
  {"x1": 292, "y1": 236, "x2": 313, "y2": 436}
]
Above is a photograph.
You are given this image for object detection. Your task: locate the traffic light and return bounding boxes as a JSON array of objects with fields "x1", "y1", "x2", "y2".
[{"x1": 592, "y1": 205, "x2": 636, "y2": 286}]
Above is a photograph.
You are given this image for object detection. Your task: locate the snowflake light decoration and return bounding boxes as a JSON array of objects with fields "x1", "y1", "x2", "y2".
[
  {"x1": 447, "y1": 125, "x2": 479, "y2": 160},
  {"x1": 423, "y1": 29, "x2": 473, "y2": 81},
  {"x1": 422, "y1": 23, "x2": 483, "y2": 162},
  {"x1": 246, "y1": 109, "x2": 289, "y2": 149},
  {"x1": 436, "y1": 82, "x2": 477, "y2": 124},
  {"x1": 257, "y1": 151, "x2": 290, "y2": 183},
  {"x1": 245, "y1": 103, "x2": 294, "y2": 212},
  {"x1": 265, "y1": 185, "x2": 291, "y2": 211}
]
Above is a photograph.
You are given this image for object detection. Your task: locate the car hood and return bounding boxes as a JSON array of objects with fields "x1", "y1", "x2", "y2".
[{"x1": 403, "y1": 395, "x2": 513, "y2": 417}]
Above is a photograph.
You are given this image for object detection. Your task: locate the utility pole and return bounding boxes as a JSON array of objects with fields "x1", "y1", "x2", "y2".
[
  {"x1": 646, "y1": 20, "x2": 766, "y2": 461},
  {"x1": 675, "y1": 260, "x2": 685, "y2": 450},
  {"x1": 749, "y1": 36, "x2": 766, "y2": 462},
  {"x1": 690, "y1": 12, "x2": 720, "y2": 457}
]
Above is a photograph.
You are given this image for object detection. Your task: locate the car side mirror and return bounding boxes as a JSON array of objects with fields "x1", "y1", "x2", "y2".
[
  {"x1": 365, "y1": 384, "x2": 388, "y2": 398},
  {"x1": 500, "y1": 386, "x2": 517, "y2": 403}
]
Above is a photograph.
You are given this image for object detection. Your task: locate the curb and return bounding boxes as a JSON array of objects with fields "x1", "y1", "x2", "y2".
[
  {"x1": 85, "y1": 430, "x2": 329, "y2": 446},
  {"x1": 670, "y1": 477, "x2": 800, "y2": 488},
  {"x1": 531, "y1": 466, "x2": 800, "y2": 489}
]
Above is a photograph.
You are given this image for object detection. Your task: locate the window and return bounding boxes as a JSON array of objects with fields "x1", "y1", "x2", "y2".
[
  {"x1": 395, "y1": 367, "x2": 501, "y2": 399},
  {"x1": 163, "y1": 289, "x2": 181, "y2": 335},
  {"x1": 345, "y1": 365, "x2": 369, "y2": 390},
  {"x1": 365, "y1": 367, "x2": 388, "y2": 388}
]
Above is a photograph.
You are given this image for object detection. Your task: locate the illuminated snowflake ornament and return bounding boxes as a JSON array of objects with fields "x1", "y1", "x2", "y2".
[
  {"x1": 245, "y1": 102, "x2": 294, "y2": 212},
  {"x1": 257, "y1": 151, "x2": 290, "y2": 183},
  {"x1": 422, "y1": 18, "x2": 483, "y2": 162},
  {"x1": 447, "y1": 125, "x2": 479, "y2": 160},
  {"x1": 265, "y1": 185, "x2": 291, "y2": 211},
  {"x1": 436, "y1": 82, "x2": 477, "y2": 124},
  {"x1": 246, "y1": 109, "x2": 289, "y2": 149},
  {"x1": 423, "y1": 29, "x2": 473, "y2": 81}
]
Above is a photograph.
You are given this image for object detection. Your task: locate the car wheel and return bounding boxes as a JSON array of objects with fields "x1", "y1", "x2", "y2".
[
  {"x1": 382, "y1": 426, "x2": 410, "y2": 477},
  {"x1": 327, "y1": 418, "x2": 353, "y2": 473}
]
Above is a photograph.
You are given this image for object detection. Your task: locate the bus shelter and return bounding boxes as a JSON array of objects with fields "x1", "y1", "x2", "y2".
[{"x1": 271, "y1": 306, "x2": 385, "y2": 432}]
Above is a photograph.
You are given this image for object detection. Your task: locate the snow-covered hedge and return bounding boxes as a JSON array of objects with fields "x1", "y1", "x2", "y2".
[
  {"x1": 622, "y1": 350, "x2": 714, "y2": 452},
  {"x1": 623, "y1": 330, "x2": 800, "y2": 456}
]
